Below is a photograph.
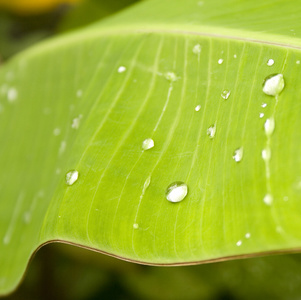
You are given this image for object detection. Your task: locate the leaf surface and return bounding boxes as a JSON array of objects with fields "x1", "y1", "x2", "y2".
[{"x1": 1, "y1": 0, "x2": 301, "y2": 294}]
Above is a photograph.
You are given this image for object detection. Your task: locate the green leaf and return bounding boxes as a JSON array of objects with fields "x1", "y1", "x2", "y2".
[{"x1": 1, "y1": 0, "x2": 301, "y2": 294}]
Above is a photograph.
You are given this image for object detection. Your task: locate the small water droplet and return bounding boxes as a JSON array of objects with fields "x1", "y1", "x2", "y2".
[
  {"x1": 56, "y1": 168, "x2": 61, "y2": 175},
  {"x1": 53, "y1": 128, "x2": 61, "y2": 136},
  {"x1": 142, "y1": 138, "x2": 154, "y2": 150},
  {"x1": 65, "y1": 170, "x2": 79, "y2": 186},
  {"x1": 23, "y1": 212, "x2": 31, "y2": 224},
  {"x1": 263, "y1": 193, "x2": 273, "y2": 205},
  {"x1": 118, "y1": 66, "x2": 126, "y2": 73},
  {"x1": 197, "y1": 1, "x2": 204, "y2": 6},
  {"x1": 195, "y1": 104, "x2": 201, "y2": 111},
  {"x1": 133, "y1": 223, "x2": 139, "y2": 229},
  {"x1": 164, "y1": 72, "x2": 178, "y2": 82},
  {"x1": 262, "y1": 73, "x2": 285, "y2": 96},
  {"x1": 259, "y1": 113, "x2": 264, "y2": 118},
  {"x1": 233, "y1": 54, "x2": 237, "y2": 59},
  {"x1": 261, "y1": 103, "x2": 267, "y2": 108},
  {"x1": 71, "y1": 114, "x2": 83, "y2": 129},
  {"x1": 233, "y1": 147, "x2": 243, "y2": 162},
  {"x1": 59, "y1": 140, "x2": 67, "y2": 156},
  {"x1": 283, "y1": 196, "x2": 289, "y2": 201},
  {"x1": 264, "y1": 117, "x2": 275, "y2": 136},
  {"x1": 267, "y1": 59, "x2": 274, "y2": 66},
  {"x1": 221, "y1": 90, "x2": 231, "y2": 100},
  {"x1": 165, "y1": 181, "x2": 188, "y2": 203},
  {"x1": 192, "y1": 44, "x2": 202, "y2": 54},
  {"x1": 76, "y1": 89, "x2": 83, "y2": 98},
  {"x1": 207, "y1": 124, "x2": 216, "y2": 139},
  {"x1": 296, "y1": 60, "x2": 300, "y2": 65},
  {"x1": 245, "y1": 233, "x2": 251, "y2": 239},
  {"x1": 7, "y1": 87, "x2": 18, "y2": 102},
  {"x1": 218, "y1": 58, "x2": 224, "y2": 65},
  {"x1": 262, "y1": 147, "x2": 271, "y2": 161},
  {"x1": 236, "y1": 240, "x2": 242, "y2": 246}
]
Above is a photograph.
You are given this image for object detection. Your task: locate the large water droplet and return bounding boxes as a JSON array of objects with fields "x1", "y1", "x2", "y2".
[
  {"x1": 233, "y1": 147, "x2": 243, "y2": 162},
  {"x1": 66, "y1": 170, "x2": 79, "y2": 186},
  {"x1": 142, "y1": 138, "x2": 154, "y2": 150},
  {"x1": 192, "y1": 44, "x2": 202, "y2": 54},
  {"x1": 262, "y1": 74, "x2": 285, "y2": 96},
  {"x1": 165, "y1": 181, "x2": 188, "y2": 203},
  {"x1": 264, "y1": 117, "x2": 275, "y2": 136},
  {"x1": 207, "y1": 124, "x2": 216, "y2": 139},
  {"x1": 221, "y1": 90, "x2": 231, "y2": 100},
  {"x1": 267, "y1": 59, "x2": 274, "y2": 66},
  {"x1": 263, "y1": 193, "x2": 273, "y2": 205}
]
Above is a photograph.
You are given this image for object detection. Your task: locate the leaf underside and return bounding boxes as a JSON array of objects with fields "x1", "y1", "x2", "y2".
[{"x1": 1, "y1": 0, "x2": 301, "y2": 294}]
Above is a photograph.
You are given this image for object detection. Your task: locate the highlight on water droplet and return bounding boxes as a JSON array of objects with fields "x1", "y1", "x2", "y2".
[
  {"x1": 236, "y1": 240, "x2": 242, "y2": 246},
  {"x1": 259, "y1": 113, "x2": 264, "y2": 118},
  {"x1": 192, "y1": 44, "x2": 202, "y2": 54},
  {"x1": 297, "y1": 60, "x2": 301, "y2": 65},
  {"x1": 267, "y1": 59, "x2": 274, "y2": 66},
  {"x1": 133, "y1": 223, "x2": 139, "y2": 229},
  {"x1": 221, "y1": 90, "x2": 231, "y2": 100},
  {"x1": 245, "y1": 233, "x2": 251, "y2": 239},
  {"x1": 118, "y1": 66, "x2": 126, "y2": 73},
  {"x1": 207, "y1": 124, "x2": 216, "y2": 139},
  {"x1": 195, "y1": 104, "x2": 201, "y2": 112},
  {"x1": 233, "y1": 147, "x2": 243, "y2": 162},
  {"x1": 262, "y1": 147, "x2": 271, "y2": 161},
  {"x1": 264, "y1": 117, "x2": 275, "y2": 136},
  {"x1": 262, "y1": 73, "x2": 285, "y2": 96},
  {"x1": 7, "y1": 87, "x2": 18, "y2": 102},
  {"x1": 142, "y1": 138, "x2": 154, "y2": 151},
  {"x1": 71, "y1": 114, "x2": 83, "y2": 129},
  {"x1": 261, "y1": 103, "x2": 267, "y2": 108},
  {"x1": 218, "y1": 58, "x2": 224, "y2": 65},
  {"x1": 165, "y1": 181, "x2": 188, "y2": 203},
  {"x1": 233, "y1": 54, "x2": 237, "y2": 59},
  {"x1": 164, "y1": 72, "x2": 178, "y2": 82},
  {"x1": 263, "y1": 193, "x2": 273, "y2": 206},
  {"x1": 65, "y1": 170, "x2": 79, "y2": 186}
]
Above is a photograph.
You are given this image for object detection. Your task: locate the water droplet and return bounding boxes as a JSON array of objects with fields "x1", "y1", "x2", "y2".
[
  {"x1": 207, "y1": 124, "x2": 216, "y2": 139},
  {"x1": 71, "y1": 114, "x2": 83, "y2": 129},
  {"x1": 164, "y1": 72, "x2": 178, "y2": 82},
  {"x1": 192, "y1": 44, "x2": 202, "y2": 54},
  {"x1": 262, "y1": 73, "x2": 285, "y2": 96},
  {"x1": 142, "y1": 138, "x2": 154, "y2": 150},
  {"x1": 233, "y1": 147, "x2": 243, "y2": 162},
  {"x1": 236, "y1": 240, "x2": 242, "y2": 246},
  {"x1": 267, "y1": 59, "x2": 274, "y2": 66},
  {"x1": 65, "y1": 170, "x2": 79, "y2": 186},
  {"x1": 233, "y1": 54, "x2": 237, "y2": 59},
  {"x1": 7, "y1": 88, "x2": 18, "y2": 102},
  {"x1": 197, "y1": 1, "x2": 204, "y2": 6},
  {"x1": 263, "y1": 193, "x2": 273, "y2": 205},
  {"x1": 23, "y1": 212, "x2": 31, "y2": 224},
  {"x1": 261, "y1": 103, "x2": 267, "y2": 108},
  {"x1": 259, "y1": 113, "x2": 264, "y2": 118},
  {"x1": 296, "y1": 60, "x2": 300, "y2": 65},
  {"x1": 283, "y1": 196, "x2": 289, "y2": 201},
  {"x1": 76, "y1": 89, "x2": 83, "y2": 98},
  {"x1": 133, "y1": 223, "x2": 139, "y2": 229},
  {"x1": 195, "y1": 104, "x2": 201, "y2": 111},
  {"x1": 264, "y1": 117, "x2": 275, "y2": 136},
  {"x1": 59, "y1": 140, "x2": 67, "y2": 156},
  {"x1": 53, "y1": 128, "x2": 61, "y2": 136},
  {"x1": 261, "y1": 148, "x2": 271, "y2": 161},
  {"x1": 218, "y1": 58, "x2": 224, "y2": 65},
  {"x1": 245, "y1": 233, "x2": 251, "y2": 239},
  {"x1": 221, "y1": 90, "x2": 231, "y2": 100},
  {"x1": 118, "y1": 66, "x2": 126, "y2": 73},
  {"x1": 56, "y1": 168, "x2": 61, "y2": 175},
  {"x1": 165, "y1": 181, "x2": 188, "y2": 203}
]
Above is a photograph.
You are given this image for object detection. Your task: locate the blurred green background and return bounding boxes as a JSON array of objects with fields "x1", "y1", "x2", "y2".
[{"x1": 1, "y1": 1, "x2": 301, "y2": 299}]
